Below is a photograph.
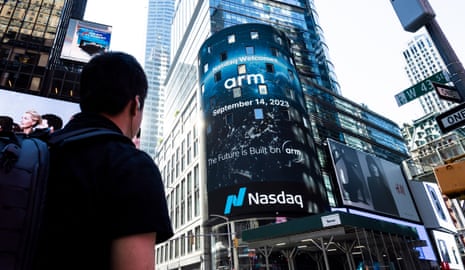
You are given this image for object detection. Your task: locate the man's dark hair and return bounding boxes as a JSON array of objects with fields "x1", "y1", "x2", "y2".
[
  {"x1": 79, "y1": 52, "x2": 148, "y2": 115},
  {"x1": 42, "y1": 114, "x2": 63, "y2": 130},
  {"x1": 0, "y1": 116, "x2": 13, "y2": 132}
]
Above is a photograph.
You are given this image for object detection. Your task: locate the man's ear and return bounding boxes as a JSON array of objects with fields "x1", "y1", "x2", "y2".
[{"x1": 130, "y1": 96, "x2": 141, "y2": 116}]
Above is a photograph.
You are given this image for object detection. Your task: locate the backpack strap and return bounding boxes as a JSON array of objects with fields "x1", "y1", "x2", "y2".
[
  {"x1": 48, "y1": 128, "x2": 132, "y2": 147},
  {"x1": 0, "y1": 132, "x2": 21, "y2": 173}
]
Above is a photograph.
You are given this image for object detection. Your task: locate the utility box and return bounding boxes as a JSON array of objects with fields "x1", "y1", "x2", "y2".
[
  {"x1": 433, "y1": 160, "x2": 465, "y2": 198},
  {"x1": 389, "y1": 0, "x2": 435, "y2": 32}
]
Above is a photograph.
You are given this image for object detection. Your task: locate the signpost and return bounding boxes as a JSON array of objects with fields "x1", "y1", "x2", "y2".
[
  {"x1": 436, "y1": 102, "x2": 465, "y2": 133},
  {"x1": 395, "y1": 70, "x2": 449, "y2": 106},
  {"x1": 432, "y1": 82, "x2": 462, "y2": 103}
]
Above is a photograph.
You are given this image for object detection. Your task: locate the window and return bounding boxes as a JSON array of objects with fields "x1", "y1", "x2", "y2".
[
  {"x1": 254, "y1": 108, "x2": 264, "y2": 119},
  {"x1": 286, "y1": 88, "x2": 295, "y2": 100},
  {"x1": 214, "y1": 71, "x2": 221, "y2": 82},
  {"x1": 246, "y1": 46, "x2": 254, "y2": 55},
  {"x1": 210, "y1": 96, "x2": 216, "y2": 108},
  {"x1": 250, "y1": 31, "x2": 259, "y2": 40},
  {"x1": 233, "y1": 87, "x2": 241, "y2": 98},
  {"x1": 258, "y1": 84, "x2": 268, "y2": 95},
  {"x1": 271, "y1": 47, "x2": 278, "y2": 57},
  {"x1": 225, "y1": 113, "x2": 233, "y2": 125},
  {"x1": 194, "y1": 165, "x2": 199, "y2": 217},
  {"x1": 220, "y1": 52, "x2": 227, "y2": 61},
  {"x1": 203, "y1": 63, "x2": 208, "y2": 73},
  {"x1": 288, "y1": 69, "x2": 294, "y2": 80},
  {"x1": 238, "y1": 64, "x2": 246, "y2": 75},
  {"x1": 187, "y1": 230, "x2": 194, "y2": 253},
  {"x1": 266, "y1": 63, "x2": 274, "y2": 73},
  {"x1": 186, "y1": 131, "x2": 192, "y2": 165},
  {"x1": 283, "y1": 109, "x2": 290, "y2": 120},
  {"x1": 187, "y1": 172, "x2": 192, "y2": 221},
  {"x1": 195, "y1": 226, "x2": 201, "y2": 250},
  {"x1": 228, "y1": 34, "x2": 235, "y2": 44},
  {"x1": 181, "y1": 179, "x2": 185, "y2": 225},
  {"x1": 193, "y1": 126, "x2": 199, "y2": 157},
  {"x1": 181, "y1": 233, "x2": 186, "y2": 256}
]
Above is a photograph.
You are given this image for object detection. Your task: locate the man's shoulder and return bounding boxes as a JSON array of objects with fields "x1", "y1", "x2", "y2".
[{"x1": 49, "y1": 127, "x2": 131, "y2": 147}]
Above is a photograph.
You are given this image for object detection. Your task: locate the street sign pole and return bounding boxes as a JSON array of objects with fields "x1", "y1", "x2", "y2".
[
  {"x1": 394, "y1": 70, "x2": 449, "y2": 106},
  {"x1": 389, "y1": 0, "x2": 465, "y2": 100},
  {"x1": 432, "y1": 82, "x2": 462, "y2": 103},
  {"x1": 425, "y1": 18, "x2": 465, "y2": 100},
  {"x1": 436, "y1": 102, "x2": 465, "y2": 133}
]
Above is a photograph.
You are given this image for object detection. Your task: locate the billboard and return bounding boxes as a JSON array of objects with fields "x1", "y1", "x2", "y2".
[
  {"x1": 61, "y1": 19, "x2": 112, "y2": 63},
  {"x1": 409, "y1": 181, "x2": 456, "y2": 232},
  {"x1": 431, "y1": 230, "x2": 464, "y2": 270},
  {"x1": 327, "y1": 139, "x2": 420, "y2": 222},
  {"x1": 0, "y1": 89, "x2": 79, "y2": 125},
  {"x1": 198, "y1": 24, "x2": 328, "y2": 219}
]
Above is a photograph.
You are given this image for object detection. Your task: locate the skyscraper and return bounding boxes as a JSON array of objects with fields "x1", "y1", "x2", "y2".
[
  {"x1": 402, "y1": 32, "x2": 455, "y2": 115},
  {"x1": 154, "y1": 1, "x2": 414, "y2": 269},
  {"x1": 140, "y1": 0, "x2": 174, "y2": 156},
  {"x1": 0, "y1": 0, "x2": 87, "y2": 102},
  {"x1": 400, "y1": 32, "x2": 465, "y2": 151}
]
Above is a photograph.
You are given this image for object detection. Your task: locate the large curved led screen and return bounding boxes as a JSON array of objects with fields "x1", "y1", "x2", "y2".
[{"x1": 199, "y1": 24, "x2": 328, "y2": 219}]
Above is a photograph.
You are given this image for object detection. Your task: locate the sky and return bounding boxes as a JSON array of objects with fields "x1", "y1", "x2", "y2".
[{"x1": 84, "y1": 0, "x2": 465, "y2": 126}]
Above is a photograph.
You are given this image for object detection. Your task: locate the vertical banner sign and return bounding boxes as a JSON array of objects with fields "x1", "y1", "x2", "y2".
[{"x1": 198, "y1": 24, "x2": 328, "y2": 219}]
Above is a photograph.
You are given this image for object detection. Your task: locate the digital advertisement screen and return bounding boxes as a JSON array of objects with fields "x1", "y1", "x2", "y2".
[
  {"x1": 0, "y1": 89, "x2": 79, "y2": 125},
  {"x1": 328, "y1": 139, "x2": 420, "y2": 222},
  {"x1": 61, "y1": 19, "x2": 112, "y2": 63},
  {"x1": 431, "y1": 230, "x2": 464, "y2": 270},
  {"x1": 199, "y1": 23, "x2": 328, "y2": 219},
  {"x1": 409, "y1": 181, "x2": 456, "y2": 232}
]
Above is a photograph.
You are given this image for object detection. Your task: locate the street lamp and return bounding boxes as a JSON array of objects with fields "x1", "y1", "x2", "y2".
[{"x1": 210, "y1": 214, "x2": 234, "y2": 270}]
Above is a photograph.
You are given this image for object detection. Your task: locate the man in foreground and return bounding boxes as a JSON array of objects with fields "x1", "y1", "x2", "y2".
[{"x1": 35, "y1": 52, "x2": 173, "y2": 270}]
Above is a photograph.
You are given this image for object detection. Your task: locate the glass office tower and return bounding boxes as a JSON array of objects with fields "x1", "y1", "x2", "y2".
[
  {"x1": 141, "y1": 0, "x2": 174, "y2": 156},
  {"x1": 155, "y1": 1, "x2": 412, "y2": 269},
  {"x1": 0, "y1": 0, "x2": 87, "y2": 102}
]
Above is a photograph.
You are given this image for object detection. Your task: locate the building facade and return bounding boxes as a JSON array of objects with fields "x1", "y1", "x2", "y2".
[
  {"x1": 401, "y1": 32, "x2": 465, "y2": 268},
  {"x1": 402, "y1": 32, "x2": 455, "y2": 116},
  {"x1": 0, "y1": 0, "x2": 87, "y2": 103},
  {"x1": 140, "y1": 0, "x2": 174, "y2": 157},
  {"x1": 153, "y1": 1, "x2": 426, "y2": 269}
]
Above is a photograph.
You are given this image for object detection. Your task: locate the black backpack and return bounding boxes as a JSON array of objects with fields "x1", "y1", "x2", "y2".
[{"x1": 0, "y1": 128, "x2": 127, "y2": 270}]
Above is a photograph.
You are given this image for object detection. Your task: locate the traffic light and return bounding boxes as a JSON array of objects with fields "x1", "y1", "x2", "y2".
[{"x1": 233, "y1": 237, "x2": 239, "y2": 248}]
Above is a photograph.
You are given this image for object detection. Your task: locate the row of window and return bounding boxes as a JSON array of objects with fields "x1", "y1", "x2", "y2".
[
  {"x1": 156, "y1": 226, "x2": 202, "y2": 264},
  {"x1": 167, "y1": 165, "x2": 201, "y2": 229},
  {"x1": 161, "y1": 125, "x2": 199, "y2": 187}
]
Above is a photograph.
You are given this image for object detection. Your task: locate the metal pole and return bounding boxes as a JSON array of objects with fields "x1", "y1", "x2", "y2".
[
  {"x1": 210, "y1": 214, "x2": 233, "y2": 270},
  {"x1": 425, "y1": 18, "x2": 465, "y2": 99}
]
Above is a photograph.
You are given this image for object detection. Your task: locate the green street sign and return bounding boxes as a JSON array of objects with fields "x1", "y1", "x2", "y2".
[{"x1": 394, "y1": 71, "x2": 449, "y2": 107}]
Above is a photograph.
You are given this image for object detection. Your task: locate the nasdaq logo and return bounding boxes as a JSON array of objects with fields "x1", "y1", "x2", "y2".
[
  {"x1": 223, "y1": 187, "x2": 304, "y2": 214},
  {"x1": 224, "y1": 187, "x2": 247, "y2": 214}
]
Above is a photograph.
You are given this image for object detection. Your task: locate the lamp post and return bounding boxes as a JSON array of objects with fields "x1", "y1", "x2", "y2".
[{"x1": 210, "y1": 214, "x2": 234, "y2": 270}]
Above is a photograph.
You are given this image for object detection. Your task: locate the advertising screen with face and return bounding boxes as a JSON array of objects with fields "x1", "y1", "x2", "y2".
[
  {"x1": 432, "y1": 230, "x2": 464, "y2": 270},
  {"x1": 328, "y1": 139, "x2": 420, "y2": 222}
]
